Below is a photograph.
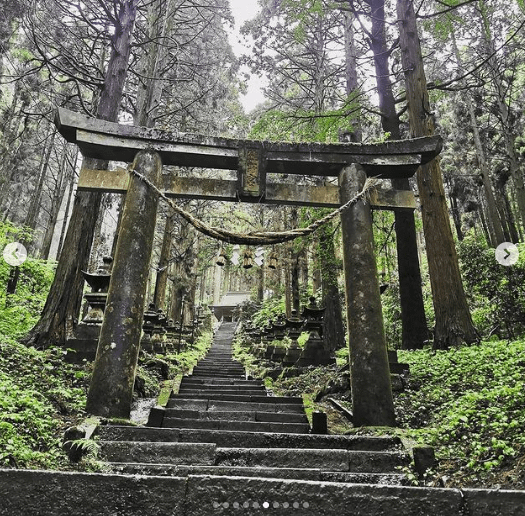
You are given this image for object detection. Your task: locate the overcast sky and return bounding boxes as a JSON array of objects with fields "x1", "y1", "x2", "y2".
[{"x1": 227, "y1": 0, "x2": 267, "y2": 111}]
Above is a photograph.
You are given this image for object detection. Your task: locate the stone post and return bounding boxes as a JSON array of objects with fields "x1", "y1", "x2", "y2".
[
  {"x1": 339, "y1": 164, "x2": 396, "y2": 427},
  {"x1": 86, "y1": 150, "x2": 162, "y2": 418}
]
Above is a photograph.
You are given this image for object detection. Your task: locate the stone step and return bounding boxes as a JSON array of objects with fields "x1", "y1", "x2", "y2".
[
  {"x1": 214, "y1": 448, "x2": 407, "y2": 473},
  {"x1": 193, "y1": 364, "x2": 245, "y2": 375},
  {"x1": 105, "y1": 463, "x2": 408, "y2": 484},
  {"x1": 195, "y1": 359, "x2": 243, "y2": 365},
  {"x1": 3, "y1": 469, "x2": 524, "y2": 516},
  {"x1": 190, "y1": 372, "x2": 246, "y2": 378},
  {"x1": 196, "y1": 359, "x2": 242, "y2": 365},
  {"x1": 194, "y1": 364, "x2": 240, "y2": 368},
  {"x1": 193, "y1": 363, "x2": 244, "y2": 369},
  {"x1": 176, "y1": 391, "x2": 269, "y2": 399},
  {"x1": 182, "y1": 373, "x2": 251, "y2": 378},
  {"x1": 177, "y1": 388, "x2": 266, "y2": 396},
  {"x1": 179, "y1": 383, "x2": 264, "y2": 390},
  {"x1": 194, "y1": 361, "x2": 242, "y2": 365},
  {"x1": 98, "y1": 441, "x2": 216, "y2": 465},
  {"x1": 166, "y1": 398, "x2": 305, "y2": 413},
  {"x1": 180, "y1": 378, "x2": 261, "y2": 386},
  {"x1": 99, "y1": 441, "x2": 406, "y2": 473},
  {"x1": 162, "y1": 417, "x2": 310, "y2": 433},
  {"x1": 96, "y1": 426, "x2": 403, "y2": 451},
  {"x1": 179, "y1": 382, "x2": 265, "y2": 389},
  {"x1": 169, "y1": 393, "x2": 304, "y2": 405},
  {"x1": 164, "y1": 409, "x2": 308, "y2": 424}
]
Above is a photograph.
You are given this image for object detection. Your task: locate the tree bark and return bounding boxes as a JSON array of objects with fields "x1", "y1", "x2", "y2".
[
  {"x1": 446, "y1": 175, "x2": 465, "y2": 241},
  {"x1": 477, "y1": 1, "x2": 525, "y2": 233},
  {"x1": 23, "y1": 0, "x2": 139, "y2": 348},
  {"x1": 55, "y1": 150, "x2": 78, "y2": 261},
  {"x1": 319, "y1": 221, "x2": 345, "y2": 353},
  {"x1": 153, "y1": 210, "x2": 174, "y2": 310},
  {"x1": 40, "y1": 140, "x2": 68, "y2": 259},
  {"x1": 396, "y1": 0, "x2": 477, "y2": 349},
  {"x1": 366, "y1": 0, "x2": 428, "y2": 349},
  {"x1": 24, "y1": 128, "x2": 56, "y2": 253}
]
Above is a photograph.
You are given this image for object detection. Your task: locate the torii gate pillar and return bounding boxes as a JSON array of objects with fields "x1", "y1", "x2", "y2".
[
  {"x1": 340, "y1": 164, "x2": 396, "y2": 427},
  {"x1": 86, "y1": 150, "x2": 162, "y2": 418}
]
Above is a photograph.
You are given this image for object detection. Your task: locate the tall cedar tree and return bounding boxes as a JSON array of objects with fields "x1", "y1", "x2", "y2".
[
  {"x1": 396, "y1": 0, "x2": 477, "y2": 349},
  {"x1": 359, "y1": 0, "x2": 428, "y2": 348},
  {"x1": 24, "y1": 0, "x2": 139, "y2": 347}
]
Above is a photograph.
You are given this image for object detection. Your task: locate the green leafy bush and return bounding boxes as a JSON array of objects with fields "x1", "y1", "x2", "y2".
[
  {"x1": 0, "y1": 222, "x2": 56, "y2": 339},
  {"x1": 397, "y1": 339, "x2": 525, "y2": 485},
  {"x1": 250, "y1": 296, "x2": 286, "y2": 329},
  {"x1": 458, "y1": 234, "x2": 525, "y2": 339},
  {"x1": 0, "y1": 339, "x2": 89, "y2": 469}
]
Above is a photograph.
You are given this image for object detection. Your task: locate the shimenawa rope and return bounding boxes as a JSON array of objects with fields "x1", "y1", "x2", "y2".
[{"x1": 129, "y1": 167, "x2": 380, "y2": 246}]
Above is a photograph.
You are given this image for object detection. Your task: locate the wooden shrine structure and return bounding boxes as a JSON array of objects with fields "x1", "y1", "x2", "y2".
[{"x1": 55, "y1": 108, "x2": 442, "y2": 427}]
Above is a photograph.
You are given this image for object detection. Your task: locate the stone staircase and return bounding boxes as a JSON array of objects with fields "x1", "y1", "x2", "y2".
[
  {"x1": 1, "y1": 321, "x2": 525, "y2": 515},
  {"x1": 97, "y1": 321, "x2": 409, "y2": 486}
]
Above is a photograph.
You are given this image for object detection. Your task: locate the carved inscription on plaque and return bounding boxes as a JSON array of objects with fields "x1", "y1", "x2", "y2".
[
  {"x1": 238, "y1": 145, "x2": 266, "y2": 198},
  {"x1": 244, "y1": 149, "x2": 259, "y2": 195}
]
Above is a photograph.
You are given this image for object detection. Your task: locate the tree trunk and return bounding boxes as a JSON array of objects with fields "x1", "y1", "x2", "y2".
[
  {"x1": 0, "y1": 87, "x2": 30, "y2": 213},
  {"x1": 24, "y1": 128, "x2": 56, "y2": 252},
  {"x1": 451, "y1": 31, "x2": 505, "y2": 245},
  {"x1": 134, "y1": 0, "x2": 171, "y2": 127},
  {"x1": 88, "y1": 193, "x2": 110, "y2": 271},
  {"x1": 23, "y1": 0, "x2": 139, "y2": 348},
  {"x1": 343, "y1": 9, "x2": 361, "y2": 141},
  {"x1": 40, "y1": 140, "x2": 69, "y2": 259},
  {"x1": 495, "y1": 179, "x2": 520, "y2": 243},
  {"x1": 55, "y1": 151, "x2": 78, "y2": 261},
  {"x1": 476, "y1": 0, "x2": 525, "y2": 233},
  {"x1": 366, "y1": 0, "x2": 428, "y2": 349},
  {"x1": 446, "y1": 176, "x2": 465, "y2": 241},
  {"x1": 396, "y1": 0, "x2": 477, "y2": 349},
  {"x1": 153, "y1": 210, "x2": 174, "y2": 310},
  {"x1": 319, "y1": 221, "x2": 345, "y2": 353}
]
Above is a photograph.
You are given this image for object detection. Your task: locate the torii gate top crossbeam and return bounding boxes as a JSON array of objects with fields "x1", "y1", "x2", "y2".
[{"x1": 55, "y1": 108, "x2": 442, "y2": 179}]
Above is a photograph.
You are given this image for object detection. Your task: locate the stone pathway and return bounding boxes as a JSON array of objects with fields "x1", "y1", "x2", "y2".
[
  {"x1": 97, "y1": 321, "x2": 409, "y2": 487},
  {"x1": 1, "y1": 322, "x2": 524, "y2": 514}
]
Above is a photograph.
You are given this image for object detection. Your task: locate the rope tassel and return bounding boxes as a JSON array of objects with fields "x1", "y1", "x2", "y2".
[{"x1": 129, "y1": 167, "x2": 380, "y2": 246}]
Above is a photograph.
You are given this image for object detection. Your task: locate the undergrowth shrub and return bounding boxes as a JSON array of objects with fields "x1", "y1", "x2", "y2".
[
  {"x1": 457, "y1": 234, "x2": 525, "y2": 339},
  {"x1": 397, "y1": 339, "x2": 525, "y2": 485},
  {"x1": 0, "y1": 339, "x2": 89, "y2": 469}
]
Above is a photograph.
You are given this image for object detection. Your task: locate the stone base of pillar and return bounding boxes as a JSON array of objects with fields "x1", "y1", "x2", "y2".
[
  {"x1": 296, "y1": 335, "x2": 335, "y2": 367},
  {"x1": 282, "y1": 346, "x2": 301, "y2": 367},
  {"x1": 270, "y1": 346, "x2": 286, "y2": 363}
]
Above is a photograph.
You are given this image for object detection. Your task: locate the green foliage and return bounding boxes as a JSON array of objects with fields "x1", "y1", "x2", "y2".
[
  {"x1": 397, "y1": 339, "x2": 525, "y2": 485},
  {"x1": 0, "y1": 258, "x2": 56, "y2": 338},
  {"x1": 457, "y1": 233, "x2": 525, "y2": 339},
  {"x1": 248, "y1": 97, "x2": 358, "y2": 143},
  {"x1": 63, "y1": 438, "x2": 99, "y2": 459},
  {"x1": 250, "y1": 296, "x2": 286, "y2": 329},
  {"x1": 1, "y1": 221, "x2": 56, "y2": 339},
  {"x1": 0, "y1": 340, "x2": 89, "y2": 469},
  {"x1": 381, "y1": 282, "x2": 402, "y2": 348}
]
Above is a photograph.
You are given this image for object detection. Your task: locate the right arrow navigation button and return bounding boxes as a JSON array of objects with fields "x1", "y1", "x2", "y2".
[{"x1": 495, "y1": 242, "x2": 519, "y2": 266}]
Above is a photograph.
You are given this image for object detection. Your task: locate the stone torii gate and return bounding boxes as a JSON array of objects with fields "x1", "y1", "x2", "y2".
[{"x1": 55, "y1": 108, "x2": 441, "y2": 427}]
